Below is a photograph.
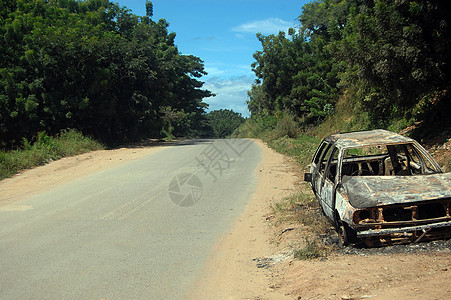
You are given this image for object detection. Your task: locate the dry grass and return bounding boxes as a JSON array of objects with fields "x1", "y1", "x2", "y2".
[{"x1": 269, "y1": 182, "x2": 334, "y2": 260}]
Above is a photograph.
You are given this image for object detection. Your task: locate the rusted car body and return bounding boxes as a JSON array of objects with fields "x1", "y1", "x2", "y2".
[{"x1": 304, "y1": 129, "x2": 451, "y2": 246}]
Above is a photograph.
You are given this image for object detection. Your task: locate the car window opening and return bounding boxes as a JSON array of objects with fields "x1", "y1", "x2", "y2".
[{"x1": 341, "y1": 143, "x2": 438, "y2": 177}]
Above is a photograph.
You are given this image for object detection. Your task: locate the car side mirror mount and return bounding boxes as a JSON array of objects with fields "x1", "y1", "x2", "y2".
[{"x1": 304, "y1": 172, "x2": 312, "y2": 182}]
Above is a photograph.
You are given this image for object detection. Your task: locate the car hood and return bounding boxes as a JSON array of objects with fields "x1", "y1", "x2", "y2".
[{"x1": 342, "y1": 173, "x2": 451, "y2": 209}]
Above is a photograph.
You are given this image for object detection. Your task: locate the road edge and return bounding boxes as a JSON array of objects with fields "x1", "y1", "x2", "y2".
[{"x1": 189, "y1": 139, "x2": 299, "y2": 299}]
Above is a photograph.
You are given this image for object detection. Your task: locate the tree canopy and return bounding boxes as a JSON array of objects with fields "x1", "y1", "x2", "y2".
[
  {"x1": 248, "y1": 0, "x2": 451, "y2": 129},
  {"x1": 206, "y1": 109, "x2": 245, "y2": 138},
  {"x1": 0, "y1": 0, "x2": 212, "y2": 147}
]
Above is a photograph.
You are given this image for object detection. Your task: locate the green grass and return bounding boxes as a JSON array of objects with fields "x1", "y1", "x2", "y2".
[
  {"x1": 311, "y1": 89, "x2": 371, "y2": 139},
  {"x1": 269, "y1": 134, "x2": 321, "y2": 167},
  {"x1": 234, "y1": 91, "x2": 371, "y2": 167},
  {"x1": 0, "y1": 129, "x2": 104, "y2": 180},
  {"x1": 232, "y1": 111, "x2": 299, "y2": 141}
]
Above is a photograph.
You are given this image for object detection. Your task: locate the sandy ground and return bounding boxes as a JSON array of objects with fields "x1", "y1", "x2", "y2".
[
  {"x1": 279, "y1": 252, "x2": 451, "y2": 300},
  {"x1": 1, "y1": 139, "x2": 450, "y2": 299}
]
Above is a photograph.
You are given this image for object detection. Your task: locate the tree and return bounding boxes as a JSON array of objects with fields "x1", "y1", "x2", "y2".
[
  {"x1": 0, "y1": 0, "x2": 212, "y2": 147},
  {"x1": 247, "y1": 0, "x2": 451, "y2": 129},
  {"x1": 337, "y1": 0, "x2": 451, "y2": 124},
  {"x1": 206, "y1": 109, "x2": 245, "y2": 138},
  {"x1": 250, "y1": 21, "x2": 343, "y2": 123}
]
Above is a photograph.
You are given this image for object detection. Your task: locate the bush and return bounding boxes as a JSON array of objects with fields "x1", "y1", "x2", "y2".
[
  {"x1": 267, "y1": 113, "x2": 299, "y2": 141},
  {"x1": 0, "y1": 129, "x2": 103, "y2": 180},
  {"x1": 233, "y1": 110, "x2": 299, "y2": 142},
  {"x1": 206, "y1": 109, "x2": 245, "y2": 138}
]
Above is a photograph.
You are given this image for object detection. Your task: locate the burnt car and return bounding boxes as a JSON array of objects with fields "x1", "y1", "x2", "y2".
[{"x1": 304, "y1": 129, "x2": 451, "y2": 247}]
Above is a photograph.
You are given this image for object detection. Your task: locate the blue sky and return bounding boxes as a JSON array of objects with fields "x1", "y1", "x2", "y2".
[{"x1": 116, "y1": 0, "x2": 310, "y2": 117}]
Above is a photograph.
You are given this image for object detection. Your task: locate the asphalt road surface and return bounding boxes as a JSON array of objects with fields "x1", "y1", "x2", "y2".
[{"x1": 0, "y1": 139, "x2": 262, "y2": 299}]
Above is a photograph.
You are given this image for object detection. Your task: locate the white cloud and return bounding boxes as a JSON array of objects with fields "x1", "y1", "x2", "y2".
[
  {"x1": 204, "y1": 63, "x2": 253, "y2": 78},
  {"x1": 203, "y1": 75, "x2": 255, "y2": 117},
  {"x1": 232, "y1": 18, "x2": 293, "y2": 35},
  {"x1": 204, "y1": 66, "x2": 226, "y2": 77}
]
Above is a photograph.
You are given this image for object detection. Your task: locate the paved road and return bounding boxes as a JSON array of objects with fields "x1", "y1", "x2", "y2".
[{"x1": 0, "y1": 139, "x2": 262, "y2": 299}]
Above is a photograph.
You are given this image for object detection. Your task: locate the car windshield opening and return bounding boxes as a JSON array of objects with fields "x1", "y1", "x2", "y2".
[{"x1": 342, "y1": 143, "x2": 438, "y2": 177}]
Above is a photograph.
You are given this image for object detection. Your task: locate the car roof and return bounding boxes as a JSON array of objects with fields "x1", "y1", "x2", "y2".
[{"x1": 326, "y1": 129, "x2": 415, "y2": 149}]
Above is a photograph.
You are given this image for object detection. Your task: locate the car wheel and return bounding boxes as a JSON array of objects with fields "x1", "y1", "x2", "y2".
[
  {"x1": 338, "y1": 222, "x2": 356, "y2": 247},
  {"x1": 338, "y1": 224, "x2": 349, "y2": 246}
]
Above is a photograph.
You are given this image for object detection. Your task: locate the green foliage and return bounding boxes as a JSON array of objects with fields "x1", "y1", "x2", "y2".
[
  {"x1": 247, "y1": 0, "x2": 451, "y2": 131},
  {"x1": 312, "y1": 88, "x2": 372, "y2": 139},
  {"x1": 412, "y1": 91, "x2": 451, "y2": 134},
  {"x1": 0, "y1": 129, "x2": 103, "y2": 180},
  {"x1": 232, "y1": 110, "x2": 299, "y2": 142},
  {"x1": 206, "y1": 109, "x2": 245, "y2": 138},
  {"x1": 160, "y1": 106, "x2": 188, "y2": 139},
  {"x1": 0, "y1": 0, "x2": 212, "y2": 147},
  {"x1": 160, "y1": 128, "x2": 175, "y2": 141},
  {"x1": 266, "y1": 112, "x2": 299, "y2": 141},
  {"x1": 387, "y1": 118, "x2": 414, "y2": 134},
  {"x1": 250, "y1": 29, "x2": 342, "y2": 125},
  {"x1": 336, "y1": 0, "x2": 451, "y2": 123},
  {"x1": 269, "y1": 134, "x2": 320, "y2": 166}
]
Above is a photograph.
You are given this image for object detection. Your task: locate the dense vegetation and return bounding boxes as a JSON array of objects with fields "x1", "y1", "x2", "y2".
[
  {"x1": 0, "y1": 0, "x2": 212, "y2": 148},
  {"x1": 238, "y1": 1, "x2": 451, "y2": 257},
  {"x1": 2, "y1": 0, "x2": 450, "y2": 178},
  {"x1": 247, "y1": 0, "x2": 451, "y2": 133},
  {"x1": 206, "y1": 109, "x2": 245, "y2": 138}
]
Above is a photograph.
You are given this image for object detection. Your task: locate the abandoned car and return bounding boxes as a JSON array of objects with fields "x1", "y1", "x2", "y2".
[{"x1": 304, "y1": 129, "x2": 451, "y2": 246}]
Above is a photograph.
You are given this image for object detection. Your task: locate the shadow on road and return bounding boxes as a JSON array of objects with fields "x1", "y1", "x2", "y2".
[{"x1": 115, "y1": 138, "x2": 222, "y2": 149}]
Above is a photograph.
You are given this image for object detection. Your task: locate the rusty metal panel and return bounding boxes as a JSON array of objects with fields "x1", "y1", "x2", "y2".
[
  {"x1": 357, "y1": 221, "x2": 451, "y2": 237},
  {"x1": 330, "y1": 129, "x2": 414, "y2": 149},
  {"x1": 342, "y1": 173, "x2": 451, "y2": 208}
]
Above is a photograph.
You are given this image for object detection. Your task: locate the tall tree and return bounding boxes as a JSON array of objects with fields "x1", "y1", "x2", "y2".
[
  {"x1": 247, "y1": 0, "x2": 451, "y2": 129},
  {"x1": 250, "y1": 0, "x2": 349, "y2": 123},
  {"x1": 338, "y1": 0, "x2": 451, "y2": 124},
  {"x1": 0, "y1": 0, "x2": 212, "y2": 147}
]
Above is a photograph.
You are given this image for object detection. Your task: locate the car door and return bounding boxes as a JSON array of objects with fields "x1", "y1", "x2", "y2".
[
  {"x1": 311, "y1": 141, "x2": 332, "y2": 195},
  {"x1": 318, "y1": 146, "x2": 339, "y2": 221}
]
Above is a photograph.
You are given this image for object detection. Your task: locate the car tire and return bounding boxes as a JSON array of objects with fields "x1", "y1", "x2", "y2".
[{"x1": 338, "y1": 222, "x2": 356, "y2": 247}]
